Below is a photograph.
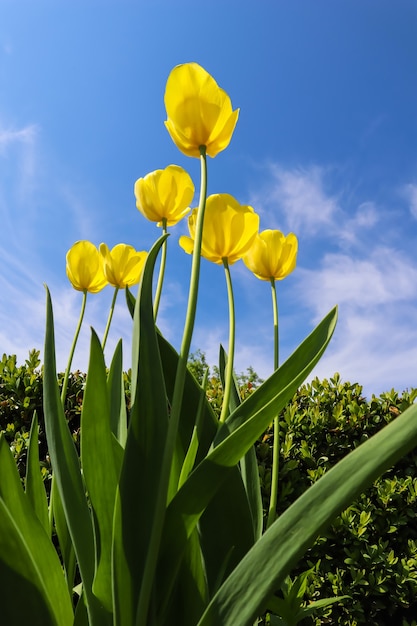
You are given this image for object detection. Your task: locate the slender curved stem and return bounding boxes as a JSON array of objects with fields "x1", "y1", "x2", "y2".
[
  {"x1": 219, "y1": 258, "x2": 236, "y2": 423},
  {"x1": 167, "y1": 147, "x2": 207, "y2": 483},
  {"x1": 267, "y1": 278, "x2": 279, "y2": 529},
  {"x1": 102, "y1": 286, "x2": 119, "y2": 350},
  {"x1": 153, "y1": 218, "x2": 168, "y2": 319},
  {"x1": 135, "y1": 147, "x2": 208, "y2": 626},
  {"x1": 60, "y1": 290, "x2": 87, "y2": 404}
]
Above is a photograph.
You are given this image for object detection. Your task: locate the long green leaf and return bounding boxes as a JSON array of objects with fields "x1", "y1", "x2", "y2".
[
  {"x1": 158, "y1": 307, "x2": 337, "y2": 585},
  {"x1": 25, "y1": 412, "x2": 49, "y2": 534},
  {"x1": 43, "y1": 286, "x2": 106, "y2": 625},
  {"x1": 107, "y1": 338, "x2": 127, "y2": 447},
  {"x1": 0, "y1": 435, "x2": 73, "y2": 626},
  {"x1": 0, "y1": 498, "x2": 56, "y2": 626},
  {"x1": 198, "y1": 401, "x2": 417, "y2": 625},
  {"x1": 157, "y1": 329, "x2": 218, "y2": 465},
  {"x1": 81, "y1": 329, "x2": 120, "y2": 615},
  {"x1": 112, "y1": 234, "x2": 169, "y2": 626}
]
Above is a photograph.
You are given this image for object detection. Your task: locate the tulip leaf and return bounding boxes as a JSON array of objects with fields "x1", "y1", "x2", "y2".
[
  {"x1": 112, "y1": 234, "x2": 170, "y2": 626},
  {"x1": 154, "y1": 332, "x2": 257, "y2": 617},
  {"x1": 43, "y1": 287, "x2": 106, "y2": 624},
  {"x1": 107, "y1": 338, "x2": 127, "y2": 447},
  {"x1": 25, "y1": 412, "x2": 49, "y2": 535},
  {"x1": 81, "y1": 328, "x2": 119, "y2": 614},
  {"x1": 158, "y1": 307, "x2": 337, "y2": 588},
  {"x1": 0, "y1": 434, "x2": 73, "y2": 626},
  {"x1": 197, "y1": 400, "x2": 417, "y2": 626},
  {"x1": 125, "y1": 285, "x2": 136, "y2": 318},
  {"x1": 157, "y1": 329, "x2": 218, "y2": 464},
  {"x1": 199, "y1": 469, "x2": 255, "y2": 595}
]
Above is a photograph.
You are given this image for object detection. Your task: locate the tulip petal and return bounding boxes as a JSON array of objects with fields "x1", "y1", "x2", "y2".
[{"x1": 164, "y1": 63, "x2": 239, "y2": 158}]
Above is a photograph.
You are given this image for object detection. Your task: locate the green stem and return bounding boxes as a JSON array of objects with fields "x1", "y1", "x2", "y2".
[
  {"x1": 153, "y1": 218, "x2": 168, "y2": 319},
  {"x1": 102, "y1": 287, "x2": 119, "y2": 350},
  {"x1": 267, "y1": 278, "x2": 279, "y2": 529},
  {"x1": 60, "y1": 290, "x2": 87, "y2": 404},
  {"x1": 135, "y1": 146, "x2": 208, "y2": 626},
  {"x1": 166, "y1": 146, "x2": 207, "y2": 493},
  {"x1": 219, "y1": 258, "x2": 236, "y2": 423}
]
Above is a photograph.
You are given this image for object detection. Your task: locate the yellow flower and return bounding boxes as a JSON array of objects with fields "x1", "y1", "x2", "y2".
[
  {"x1": 243, "y1": 230, "x2": 298, "y2": 281},
  {"x1": 66, "y1": 241, "x2": 108, "y2": 293},
  {"x1": 179, "y1": 194, "x2": 259, "y2": 264},
  {"x1": 99, "y1": 243, "x2": 147, "y2": 288},
  {"x1": 134, "y1": 165, "x2": 194, "y2": 226},
  {"x1": 164, "y1": 63, "x2": 239, "y2": 158}
]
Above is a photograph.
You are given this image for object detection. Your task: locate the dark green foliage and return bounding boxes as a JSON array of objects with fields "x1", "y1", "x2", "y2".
[
  {"x1": 1, "y1": 353, "x2": 417, "y2": 624},
  {"x1": 260, "y1": 374, "x2": 417, "y2": 625},
  {"x1": 0, "y1": 350, "x2": 86, "y2": 483}
]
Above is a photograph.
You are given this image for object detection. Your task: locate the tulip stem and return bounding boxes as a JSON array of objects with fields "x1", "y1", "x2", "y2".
[
  {"x1": 219, "y1": 258, "x2": 236, "y2": 423},
  {"x1": 135, "y1": 147, "x2": 208, "y2": 626},
  {"x1": 153, "y1": 218, "x2": 168, "y2": 319},
  {"x1": 102, "y1": 287, "x2": 119, "y2": 351},
  {"x1": 169, "y1": 146, "x2": 207, "y2": 466},
  {"x1": 61, "y1": 290, "x2": 87, "y2": 404},
  {"x1": 267, "y1": 278, "x2": 279, "y2": 529}
]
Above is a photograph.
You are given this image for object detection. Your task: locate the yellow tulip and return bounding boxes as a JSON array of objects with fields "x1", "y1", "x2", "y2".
[
  {"x1": 243, "y1": 230, "x2": 298, "y2": 281},
  {"x1": 99, "y1": 243, "x2": 147, "y2": 288},
  {"x1": 134, "y1": 164, "x2": 194, "y2": 226},
  {"x1": 164, "y1": 63, "x2": 239, "y2": 158},
  {"x1": 179, "y1": 194, "x2": 259, "y2": 264},
  {"x1": 66, "y1": 241, "x2": 108, "y2": 293}
]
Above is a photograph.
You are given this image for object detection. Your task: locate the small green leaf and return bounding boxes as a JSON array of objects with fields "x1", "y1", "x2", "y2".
[{"x1": 25, "y1": 413, "x2": 49, "y2": 534}]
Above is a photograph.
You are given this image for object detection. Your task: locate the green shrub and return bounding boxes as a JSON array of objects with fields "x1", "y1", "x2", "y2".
[
  {"x1": 258, "y1": 374, "x2": 417, "y2": 625},
  {"x1": 0, "y1": 350, "x2": 86, "y2": 484}
]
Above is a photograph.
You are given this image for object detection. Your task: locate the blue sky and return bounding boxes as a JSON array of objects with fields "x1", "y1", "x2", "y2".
[{"x1": 1, "y1": 0, "x2": 416, "y2": 398}]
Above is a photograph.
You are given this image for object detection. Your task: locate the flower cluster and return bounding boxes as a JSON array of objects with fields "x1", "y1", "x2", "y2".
[
  {"x1": 66, "y1": 241, "x2": 147, "y2": 293},
  {"x1": 66, "y1": 62, "x2": 297, "y2": 306},
  {"x1": 135, "y1": 63, "x2": 298, "y2": 280}
]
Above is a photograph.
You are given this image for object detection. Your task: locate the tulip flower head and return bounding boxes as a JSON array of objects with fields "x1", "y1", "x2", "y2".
[
  {"x1": 66, "y1": 240, "x2": 108, "y2": 293},
  {"x1": 243, "y1": 230, "x2": 298, "y2": 281},
  {"x1": 179, "y1": 193, "x2": 259, "y2": 265},
  {"x1": 99, "y1": 243, "x2": 148, "y2": 289},
  {"x1": 134, "y1": 165, "x2": 194, "y2": 227},
  {"x1": 164, "y1": 63, "x2": 239, "y2": 158}
]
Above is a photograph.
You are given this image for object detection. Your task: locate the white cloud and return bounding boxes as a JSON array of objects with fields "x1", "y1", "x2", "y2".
[
  {"x1": 243, "y1": 162, "x2": 417, "y2": 397},
  {"x1": 295, "y1": 246, "x2": 417, "y2": 396},
  {"x1": 403, "y1": 183, "x2": 417, "y2": 220},
  {"x1": 298, "y1": 247, "x2": 417, "y2": 317},
  {"x1": 251, "y1": 164, "x2": 341, "y2": 235},
  {"x1": 0, "y1": 125, "x2": 37, "y2": 150}
]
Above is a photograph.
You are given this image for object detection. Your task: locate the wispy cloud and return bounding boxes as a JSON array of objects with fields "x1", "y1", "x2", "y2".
[
  {"x1": 251, "y1": 164, "x2": 341, "y2": 235},
  {"x1": 403, "y1": 183, "x2": 417, "y2": 221},
  {"x1": 0, "y1": 125, "x2": 37, "y2": 150},
  {"x1": 245, "y1": 162, "x2": 417, "y2": 397}
]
